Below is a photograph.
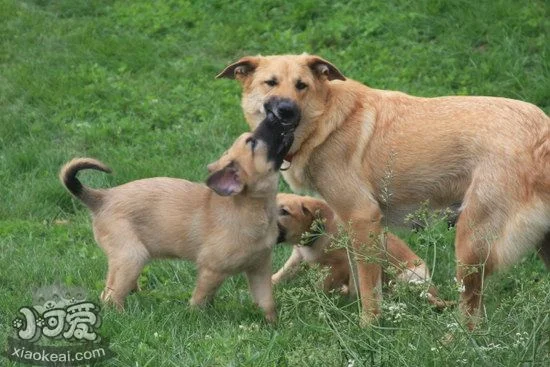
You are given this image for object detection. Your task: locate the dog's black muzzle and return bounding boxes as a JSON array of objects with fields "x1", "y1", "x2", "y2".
[{"x1": 252, "y1": 98, "x2": 300, "y2": 170}]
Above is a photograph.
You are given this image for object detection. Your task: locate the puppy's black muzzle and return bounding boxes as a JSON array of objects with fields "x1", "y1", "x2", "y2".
[
  {"x1": 264, "y1": 97, "x2": 301, "y2": 131},
  {"x1": 277, "y1": 223, "x2": 287, "y2": 244},
  {"x1": 252, "y1": 98, "x2": 300, "y2": 170}
]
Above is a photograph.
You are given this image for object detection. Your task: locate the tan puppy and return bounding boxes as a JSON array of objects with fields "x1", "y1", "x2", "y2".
[
  {"x1": 60, "y1": 132, "x2": 288, "y2": 322},
  {"x1": 273, "y1": 193, "x2": 448, "y2": 309},
  {"x1": 218, "y1": 54, "x2": 550, "y2": 327}
]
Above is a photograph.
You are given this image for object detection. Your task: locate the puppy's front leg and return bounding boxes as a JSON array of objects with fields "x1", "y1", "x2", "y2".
[
  {"x1": 272, "y1": 247, "x2": 303, "y2": 284},
  {"x1": 246, "y1": 256, "x2": 277, "y2": 323},
  {"x1": 190, "y1": 267, "x2": 227, "y2": 307}
]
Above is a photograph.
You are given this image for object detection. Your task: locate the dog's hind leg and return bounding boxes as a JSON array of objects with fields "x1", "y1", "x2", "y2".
[
  {"x1": 189, "y1": 267, "x2": 226, "y2": 307},
  {"x1": 453, "y1": 166, "x2": 511, "y2": 328},
  {"x1": 455, "y1": 164, "x2": 549, "y2": 328},
  {"x1": 454, "y1": 203, "x2": 499, "y2": 329}
]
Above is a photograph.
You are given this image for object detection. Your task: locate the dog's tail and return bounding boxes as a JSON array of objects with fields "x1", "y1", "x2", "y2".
[{"x1": 60, "y1": 158, "x2": 111, "y2": 210}]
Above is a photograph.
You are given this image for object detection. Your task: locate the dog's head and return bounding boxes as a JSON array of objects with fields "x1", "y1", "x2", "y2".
[
  {"x1": 276, "y1": 193, "x2": 334, "y2": 244},
  {"x1": 217, "y1": 54, "x2": 346, "y2": 156},
  {"x1": 206, "y1": 111, "x2": 295, "y2": 197}
]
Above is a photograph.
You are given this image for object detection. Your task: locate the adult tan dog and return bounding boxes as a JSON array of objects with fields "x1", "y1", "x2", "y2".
[
  {"x1": 273, "y1": 193, "x2": 449, "y2": 309},
  {"x1": 217, "y1": 54, "x2": 550, "y2": 327},
  {"x1": 60, "y1": 120, "x2": 297, "y2": 322}
]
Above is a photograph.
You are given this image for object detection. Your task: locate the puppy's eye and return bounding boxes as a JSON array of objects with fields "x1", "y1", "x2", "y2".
[
  {"x1": 296, "y1": 81, "x2": 307, "y2": 90},
  {"x1": 246, "y1": 137, "x2": 257, "y2": 151},
  {"x1": 265, "y1": 79, "x2": 278, "y2": 87},
  {"x1": 279, "y1": 208, "x2": 290, "y2": 216}
]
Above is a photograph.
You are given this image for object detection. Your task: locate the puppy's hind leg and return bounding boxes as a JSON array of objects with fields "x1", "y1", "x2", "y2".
[
  {"x1": 537, "y1": 232, "x2": 550, "y2": 269},
  {"x1": 101, "y1": 247, "x2": 149, "y2": 310},
  {"x1": 246, "y1": 255, "x2": 276, "y2": 323},
  {"x1": 190, "y1": 267, "x2": 227, "y2": 307}
]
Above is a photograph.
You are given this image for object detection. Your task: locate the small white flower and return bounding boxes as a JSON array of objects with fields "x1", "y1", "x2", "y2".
[
  {"x1": 446, "y1": 322, "x2": 459, "y2": 330},
  {"x1": 454, "y1": 278, "x2": 465, "y2": 293}
]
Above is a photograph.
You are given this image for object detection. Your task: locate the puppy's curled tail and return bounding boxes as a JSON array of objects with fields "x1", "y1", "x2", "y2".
[{"x1": 60, "y1": 158, "x2": 111, "y2": 210}]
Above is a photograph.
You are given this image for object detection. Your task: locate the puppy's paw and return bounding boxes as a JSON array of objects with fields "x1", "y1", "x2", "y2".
[
  {"x1": 264, "y1": 310, "x2": 277, "y2": 324},
  {"x1": 189, "y1": 297, "x2": 214, "y2": 309},
  {"x1": 100, "y1": 288, "x2": 124, "y2": 311},
  {"x1": 427, "y1": 293, "x2": 456, "y2": 311},
  {"x1": 339, "y1": 284, "x2": 350, "y2": 295},
  {"x1": 271, "y1": 274, "x2": 281, "y2": 285}
]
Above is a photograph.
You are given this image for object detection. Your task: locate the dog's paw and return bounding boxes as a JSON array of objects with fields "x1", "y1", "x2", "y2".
[{"x1": 359, "y1": 309, "x2": 380, "y2": 328}]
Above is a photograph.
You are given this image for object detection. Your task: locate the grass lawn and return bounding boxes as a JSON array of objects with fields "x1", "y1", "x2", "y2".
[{"x1": 1, "y1": 0, "x2": 548, "y2": 365}]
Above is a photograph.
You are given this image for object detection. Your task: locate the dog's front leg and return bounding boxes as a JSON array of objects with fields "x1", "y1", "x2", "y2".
[
  {"x1": 344, "y1": 207, "x2": 383, "y2": 326},
  {"x1": 272, "y1": 247, "x2": 303, "y2": 284},
  {"x1": 246, "y1": 255, "x2": 277, "y2": 323}
]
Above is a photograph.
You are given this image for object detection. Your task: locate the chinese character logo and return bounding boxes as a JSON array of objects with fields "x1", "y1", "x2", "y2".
[
  {"x1": 3, "y1": 284, "x2": 114, "y2": 366},
  {"x1": 13, "y1": 301, "x2": 101, "y2": 343}
]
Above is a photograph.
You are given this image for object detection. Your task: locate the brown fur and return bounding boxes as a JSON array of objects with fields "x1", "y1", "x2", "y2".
[
  {"x1": 218, "y1": 54, "x2": 550, "y2": 327},
  {"x1": 273, "y1": 193, "x2": 450, "y2": 309},
  {"x1": 60, "y1": 133, "x2": 279, "y2": 322}
]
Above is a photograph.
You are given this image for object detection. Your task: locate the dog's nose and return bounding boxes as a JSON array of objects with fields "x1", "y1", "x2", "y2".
[{"x1": 264, "y1": 97, "x2": 301, "y2": 126}]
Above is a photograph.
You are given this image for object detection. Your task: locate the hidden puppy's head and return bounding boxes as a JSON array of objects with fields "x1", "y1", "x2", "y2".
[{"x1": 276, "y1": 193, "x2": 334, "y2": 244}]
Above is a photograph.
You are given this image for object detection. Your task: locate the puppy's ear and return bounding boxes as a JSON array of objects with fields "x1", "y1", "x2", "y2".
[
  {"x1": 307, "y1": 56, "x2": 346, "y2": 81},
  {"x1": 216, "y1": 56, "x2": 260, "y2": 80},
  {"x1": 301, "y1": 199, "x2": 334, "y2": 222},
  {"x1": 206, "y1": 162, "x2": 244, "y2": 196}
]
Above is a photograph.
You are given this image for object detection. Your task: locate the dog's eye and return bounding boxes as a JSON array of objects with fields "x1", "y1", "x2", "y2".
[
  {"x1": 265, "y1": 79, "x2": 278, "y2": 87},
  {"x1": 279, "y1": 208, "x2": 290, "y2": 216},
  {"x1": 295, "y1": 81, "x2": 307, "y2": 90}
]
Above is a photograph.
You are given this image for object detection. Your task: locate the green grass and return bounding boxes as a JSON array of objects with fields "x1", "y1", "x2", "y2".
[{"x1": 1, "y1": 0, "x2": 549, "y2": 365}]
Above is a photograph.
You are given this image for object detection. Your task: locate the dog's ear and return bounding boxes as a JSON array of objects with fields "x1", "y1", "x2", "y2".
[
  {"x1": 206, "y1": 162, "x2": 244, "y2": 196},
  {"x1": 216, "y1": 57, "x2": 260, "y2": 79},
  {"x1": 307, "y1": 56, "x2": 346, "y2": 81}
]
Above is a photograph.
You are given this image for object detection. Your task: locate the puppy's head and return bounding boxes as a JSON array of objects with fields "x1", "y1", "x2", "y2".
[
  {"x1": 217, "y1": 54, "x2": 346, "y2": 154},
  {"x1": 276, "y1": 193, "x2": 334, "y2": 244},
  {"x1": 206, "y1": 132, "x2": 274, "y2": 197},
  {"x1": 206, "y1": 109, "x2": 297, "y2": 197}
]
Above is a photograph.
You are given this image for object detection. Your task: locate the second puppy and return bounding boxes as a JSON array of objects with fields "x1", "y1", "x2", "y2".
[
  {"x1": 274, "y1": 193, "x2": 449, "y2": 309},
  {"x1": 60, "y1": 110, "x2": 298, "y2": 322}
]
